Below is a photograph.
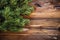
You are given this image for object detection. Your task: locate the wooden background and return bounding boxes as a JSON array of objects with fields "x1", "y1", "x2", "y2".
[{"x1": 0, "y1": 0, "x2": 60, "y2": 40}]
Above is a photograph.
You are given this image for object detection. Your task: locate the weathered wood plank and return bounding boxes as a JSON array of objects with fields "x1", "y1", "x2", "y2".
[
  {"x1": 29, "y1": 19, "x2": 60, "y2": 27},
  {"x1": 0, "y1": 29, "x2": 58, "y2": 40},
  {"x1": 29, "y1": 7, "x2": 60, "y2": 18},
  {"x1": 29, "y1": 12, "x2": 60, "y2": 18}
]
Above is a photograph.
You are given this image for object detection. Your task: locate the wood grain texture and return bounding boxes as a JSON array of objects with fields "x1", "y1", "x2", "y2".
[
  {"x1": 29, "y1": 10, "x2": 60, "y2": 18},
  {"x1": 0, "y1": 0, "x2": 60, "y2": 40},
  {"x1": 0, "y1": 29, "x2": 59, "y2": 40},
  {"x1": 30, "y1": 19, "x2": 60, "y2": 27}
]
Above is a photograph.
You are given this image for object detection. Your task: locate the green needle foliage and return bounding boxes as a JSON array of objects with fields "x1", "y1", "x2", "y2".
[{"x1": 0, "y1": 0, "x2": 34, "y2": 32}]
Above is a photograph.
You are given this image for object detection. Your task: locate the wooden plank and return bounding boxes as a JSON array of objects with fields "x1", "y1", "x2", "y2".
[
  {"x1": 29, "y1": 19, "x2": 60, "y2": 27},
  {"x1": 29, "y1": 12, "x2": 60, "y2": 18},
  {"x1": 29, "y1": 7, "x2": 60, "y2": 18},
  {"x1": 0, "y1": 29, "x2": 58, "y2": 40},
  {"x1": 0, "y1": 29, "x2": 58, "y2": 35}
]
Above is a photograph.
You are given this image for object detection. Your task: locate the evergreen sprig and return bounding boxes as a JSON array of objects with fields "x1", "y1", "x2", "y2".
[{"x1": 0, "y1": 0, "x2": 34, "y2": 32}]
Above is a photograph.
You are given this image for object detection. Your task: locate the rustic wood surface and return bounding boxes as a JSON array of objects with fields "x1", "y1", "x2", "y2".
[
  {"x1": 29, "y1": 8, "x2": 60, "y2": 18},
  {"x1": 0, "y1": 0, "x2": 60, "y2": 40}
]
